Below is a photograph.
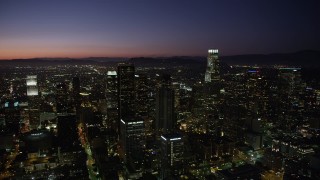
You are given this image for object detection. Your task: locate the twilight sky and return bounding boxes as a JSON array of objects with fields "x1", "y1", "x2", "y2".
[{"x1": 0, "y1": 0, "x2": 319, "y2": 59}]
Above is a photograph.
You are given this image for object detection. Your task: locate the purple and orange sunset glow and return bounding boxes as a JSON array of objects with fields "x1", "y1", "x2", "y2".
[
  {"x1": 2, "y1": 1, "x2": 320, "y2": 180},
  {"x1": 0, "y1": 0, "x2": 319, "y2": 59}
]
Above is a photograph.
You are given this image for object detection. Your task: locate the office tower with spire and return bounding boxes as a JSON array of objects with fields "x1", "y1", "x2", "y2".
[{"x1": 205, "y1": 49, "x2": 220, "y2": 82}]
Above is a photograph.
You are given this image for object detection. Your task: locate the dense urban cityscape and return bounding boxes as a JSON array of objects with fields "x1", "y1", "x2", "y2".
[
  {"x1": 1, "y1": 0, "x2": 320, "y2": 179},
  {"x1": 0, "y1": 49, "x2": 319, "y2": 179}
]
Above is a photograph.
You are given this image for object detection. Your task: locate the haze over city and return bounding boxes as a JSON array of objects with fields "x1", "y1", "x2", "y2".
[{"x1": 0, "y1": 0, "x2": 319, "y2": 59}]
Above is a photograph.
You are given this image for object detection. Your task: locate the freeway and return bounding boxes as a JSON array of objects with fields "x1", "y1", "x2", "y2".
[
  {"x1": 78, "y1": 122, "x2": 101, "y2": 180},
  {"x1": 0, "y1": 143, "x2": 19, "y2": 179}
]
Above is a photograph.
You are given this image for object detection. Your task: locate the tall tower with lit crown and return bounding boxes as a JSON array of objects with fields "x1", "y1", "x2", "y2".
[
  {"x1": 106, "y1": 71, "x2": 118, "y2": 129},
  {"x1": 26, "y1": 75, "x2": 40, "y2": 130},
  {"x1": 26, "y1": 75, "x2": 39, "y2": 96},
  {"x1": 205, "y1": 49, "x2": 220, "y2": 82}
]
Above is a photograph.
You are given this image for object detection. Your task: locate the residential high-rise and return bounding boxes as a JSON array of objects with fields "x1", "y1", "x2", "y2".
[
  {"x1": 160, "y1": 133, "x2": 184, "y2": 179},
  {"x1": 205, "y1": 49, "x2": 220, "y2": 82},
  {"x1": 118, "y1": 63, "x2": 135, "y2": 132},
  {"x1": 156, "y1": 74, "x2": 175, "y2": 134}
]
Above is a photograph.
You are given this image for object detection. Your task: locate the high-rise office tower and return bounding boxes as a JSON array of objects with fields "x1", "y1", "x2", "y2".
[
  {"x1": 106, "y1": 71, "x2": 118, "y2": 129},
  {"x1": 106, "y1": 71, "x2": 118, "y2": 109},
  {"x1": 120, "y1": 116, "x2": 145, "y2": 172},
  {"x1": 160, "y1": 133, "x2": 184, "y2": 179},
  {"x1": 135, "y1": 73, "x2": 150, "y2": 116},
  {"x1": 118, "y1": 63, "x2": 135, "y2": 132},
  {"x1": 4, "y1": 100, "x2": 20, "y2": 134},
  {"x1": 56, "y1": 82, "x2": 69, "y2": 114},
  {"x1": 156, "y1": 74, "x2": 175, "y2": 134},
  {"x1": 205, "y1": 49, "x2": 220, "y2": 82},
  {"x1": 26, "y1": 75, "x2": 39, "y2": 96},
  {"x1": 278, "y1": 67, "x2": 304, "y2": 131},
  {"x1": 57, "y1": 115, "x2": 79, "y2": 150},
  {"x1": 26, "y1": 75, "x2": 40, "y2": 130},
  {"x1": 278, "y1": 68, "x2": 303, "y2": 97}
]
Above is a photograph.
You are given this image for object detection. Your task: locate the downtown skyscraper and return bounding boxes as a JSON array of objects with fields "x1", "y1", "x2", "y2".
[
  {"x1": 26, "y1": 75, "x2": 40, "y2": 130},
  {"x1": 160, "y1": 133, "x2": 184, "y2": 179},
  {"x1": 56, "y1": 82, "x2": 69, "y2": 114},
  {"x1": 117, "y1": 63, "x2": 135, "y2": 133},
  {"x1": 106, "y1": 70, "x2": 118, "y2": 130},
  {"x1": 205, "y1": 49, "x2": 220, "y2": 82},
  {"x1": 156, "y1": 74, "x2": 175, "y2": 134}
]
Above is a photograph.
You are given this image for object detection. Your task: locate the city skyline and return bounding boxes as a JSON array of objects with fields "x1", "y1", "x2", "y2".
[
  {"x1": 0, "y1": 0, "x2": 319, "y2": 59},
  {"x1": 1, "y1": 49, "x2": 320, "y2": 179}
]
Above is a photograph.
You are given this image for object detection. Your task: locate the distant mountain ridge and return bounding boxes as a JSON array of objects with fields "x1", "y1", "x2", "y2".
[
  {"x1": 1, "y1": 50, "x2": 319, "y2": 67},
  {"x1": 129, "y1": 50, "x2": 320, "y2": 67},
  {"x1": 220, "y1": 50, "x2": 320, "y2": 66}
]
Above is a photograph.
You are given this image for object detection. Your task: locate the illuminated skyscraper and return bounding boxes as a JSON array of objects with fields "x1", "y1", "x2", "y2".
[
  {"x1": 118, "y1": 63, "x2": 135, "y2": 132},
  {"x1": 120, "y1": 116, "x2": 145, "y2": 176},
  {"x1": 26, "y1": 75, "x2": 40, "y2": 130},
  {"x1": 278, "y1": 67, "x2": 303, "y2": 97},
  {"x1": 106, "y1": 71, "x2": 118, "y2": 108},
  {"x1": 106, "y1": 71, "x2": 118, "y2": 129},
  {"x1": 205, "y1": 49, "x2": 220, "y2": 82},
  {"x1": 26, "y1": 75, "x2": 39, "y2": 96},
  {"x1": 160, "y1": 133, "x2": 184, "y2": 179}
]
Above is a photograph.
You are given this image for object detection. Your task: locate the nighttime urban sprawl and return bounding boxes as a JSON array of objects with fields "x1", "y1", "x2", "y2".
[{"x1": 0, "y1": 0, "x2": 320, "y2": 180}]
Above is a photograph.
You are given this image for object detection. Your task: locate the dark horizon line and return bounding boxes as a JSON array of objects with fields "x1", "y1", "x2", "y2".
[{"x1": 0, "y1": 49, "x2": 319, "y2": 61}]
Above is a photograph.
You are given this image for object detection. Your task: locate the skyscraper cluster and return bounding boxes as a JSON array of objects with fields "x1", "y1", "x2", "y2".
[{"x1": 0, "y1": 49, "x2": 319, "y2": 179}]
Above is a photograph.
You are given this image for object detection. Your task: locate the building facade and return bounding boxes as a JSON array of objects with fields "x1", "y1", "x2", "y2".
[{"x1": 205, "y1": 49, "x2": 220, "y2": 82}]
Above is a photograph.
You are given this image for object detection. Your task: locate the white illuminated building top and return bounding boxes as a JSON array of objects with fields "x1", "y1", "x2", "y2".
[
  {"x1": 26, "y1": 75, "x2": 38, "y2": 86},
  {"x1": 26, "y1": 79, "x2": 37, "y2": 86},
  {"x1": 205, "y1": 49, "x2": 220, "y2": 82},
  {"x1": 107, "y1": 71, "x2": 117, "y2": 76},
  {"x1": 26, "y1": 75, "x2": 38, "y2": 96},
  {"x1": 161, "y1": 135, "x2": 182, "y2": 141},
  {"x1": 27, "y1": 75, "x2": 37, "y2": 79},
  {"x1": 121, "y1": 119, "x2": 143, "y2": 125},
  {"x1": 208, "y1": 49, "x2": 218, "y2": 54}
]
